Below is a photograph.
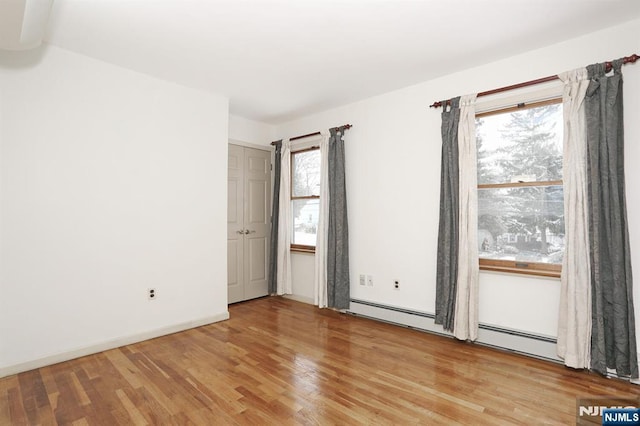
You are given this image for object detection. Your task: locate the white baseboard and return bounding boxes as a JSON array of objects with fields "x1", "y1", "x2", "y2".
[
  {"x1": 0, "y1": 311, "x2": 230, "y2": 379},
  {"x1": 283, "y1": 294, "x2": 315, "y2": 305},
  {"x1": 349, "y1": 299, "x2": 561, "y2": 363}
]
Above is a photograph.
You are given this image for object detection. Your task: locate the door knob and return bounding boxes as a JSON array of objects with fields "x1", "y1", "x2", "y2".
[
  {"x1": 246, "y1": 230, "x2": 256, "y2": 234},
  {"x1": 236, "y1": 230, "x2": 246, "y2": 234}
]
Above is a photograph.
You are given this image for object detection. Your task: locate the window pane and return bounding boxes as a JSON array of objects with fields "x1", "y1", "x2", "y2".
[
  {"x1": 477, "y1": 104, "x2": 563, "y2": 185},
  {"x1": 292, "y1": 150, "x2": 321, "y2": 197},
  {"x1": 478, "y1": 185, "x2": 564, "y2": 265},
  {"x1": 292, "y1": 198, "x2": 319, "y2": 246}
]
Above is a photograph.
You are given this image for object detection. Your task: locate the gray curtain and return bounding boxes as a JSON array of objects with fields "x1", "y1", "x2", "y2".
[
  {"x1": 327, "y1": 127, "x2": 350, "y2": 309},
  {"x1": 268, "y1": 141, "x2": 282, "y2": 295},
  {"x1": 435, "y1": 97, "x2": 461, "y2": 332},
  {"x1": 585, "y1": 60, "x2": 638, "y2": 379}
]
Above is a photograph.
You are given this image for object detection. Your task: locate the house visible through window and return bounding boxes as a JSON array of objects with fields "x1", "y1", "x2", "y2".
[
  {"x1": 476, "y1": 99, "x2": 564, "y2": 277},
  {"x1": 291, "y1": 147, "x2": 320, "y2": 252}
]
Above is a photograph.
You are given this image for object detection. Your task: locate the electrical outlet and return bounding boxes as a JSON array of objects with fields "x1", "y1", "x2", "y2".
[
  {"x1": 359, "y1": 274, "x2": 366, "y2": 286},
  {"x1": 148, "y1": 288, "x2": 156, "y2": 300},
  {"x1": 367, "y1": 275, "x2": 374, "y2": 287},
  {"x1": 394, "y1": 280, "x2": 400, "y2": 290}
]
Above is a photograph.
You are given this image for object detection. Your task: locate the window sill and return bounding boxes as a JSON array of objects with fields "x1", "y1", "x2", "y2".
[
  {"x1": 480, "y1": 260, "x2": 561, "y2": 279},
  {"x1": 291, "y1": 245, "x2": 316, "y2": 254}
]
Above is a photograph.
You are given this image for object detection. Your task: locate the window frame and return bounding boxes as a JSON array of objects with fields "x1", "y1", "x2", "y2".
[
  {"x1": 476, "y1": 97, "x2": 563, "y2": 278},
  {"x1": 290, "y1": 145, "x2": 320, "y2": 253}
]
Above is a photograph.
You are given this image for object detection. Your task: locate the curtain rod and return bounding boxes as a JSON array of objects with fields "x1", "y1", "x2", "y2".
[
  {"x1": 429, "y1": 53, "x2": 639, "y2": 109},
  {"x1": 270, "y1": 124, "x2": 352, "y2": 146}
]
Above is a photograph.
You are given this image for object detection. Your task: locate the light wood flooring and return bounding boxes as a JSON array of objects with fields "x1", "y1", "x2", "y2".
[{"x1": 1, "y1": 296, "x2": 638, "y2": 425}]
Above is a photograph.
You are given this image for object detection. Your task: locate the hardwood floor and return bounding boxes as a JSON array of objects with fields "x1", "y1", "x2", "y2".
[{"x1": 1, "y1": 297, "x2": 638, "y2": 425}]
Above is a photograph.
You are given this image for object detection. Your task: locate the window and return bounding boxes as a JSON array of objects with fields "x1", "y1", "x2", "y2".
[
  {"x1": 291, "y1": 147, "x2": 321, "y2": 252},
  {"x1": 476, "y1": 99, "x2": 564, "y2": 277}
]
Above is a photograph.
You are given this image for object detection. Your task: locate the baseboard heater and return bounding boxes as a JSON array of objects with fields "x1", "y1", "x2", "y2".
[{"x1": 348, "y1": 299, "x2": 562, "y2": 363}]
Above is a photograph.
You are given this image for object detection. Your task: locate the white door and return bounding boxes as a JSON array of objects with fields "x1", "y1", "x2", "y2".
[{"x1": 228, "y1": 144, "x2": 271, "y2": 304}]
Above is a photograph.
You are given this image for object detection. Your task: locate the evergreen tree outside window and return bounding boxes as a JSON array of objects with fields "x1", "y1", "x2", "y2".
[{"x1": 477, "y1": 99, "x2": 564, "y2": 277}]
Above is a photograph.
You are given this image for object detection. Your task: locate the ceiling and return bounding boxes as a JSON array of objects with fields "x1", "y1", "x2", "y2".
[{"x1": 42, "y1": 0, "x2": 640, "y2": 124}]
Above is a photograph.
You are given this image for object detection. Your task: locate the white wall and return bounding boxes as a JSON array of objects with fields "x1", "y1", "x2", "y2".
[
  {"x1": 275, "y1": 19, "x2": 640, "y2": 339},
  {"x1": 289, "y1": 252, "x2": 315, "y2": 305},
  {"x1": 228, "y1": 114, "x2": 275, "y2": 147},
  {"x1": 0, "y1": 45, "x2": 230, "y2": 375}
]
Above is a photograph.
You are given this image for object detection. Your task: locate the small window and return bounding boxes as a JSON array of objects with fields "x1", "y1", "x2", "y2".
[
  {"x1": 291, "y1": 147, "x2": 320, "y2": 252},
  {"x1": 477, "y1": 99, "x2": 564, "y2": 277}
]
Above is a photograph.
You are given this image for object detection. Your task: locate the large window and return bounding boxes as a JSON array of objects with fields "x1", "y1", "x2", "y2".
[
  {"x1": 291, "y1": 147, "x2": 320, "y2": 252},
  {"x1": 476, "y1": 99, "x2": 564, "y2": 277}
]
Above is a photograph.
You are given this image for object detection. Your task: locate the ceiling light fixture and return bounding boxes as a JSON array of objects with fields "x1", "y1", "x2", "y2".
[{"x1": 0, "y1": 0, "x2": 54, "y2": 51}]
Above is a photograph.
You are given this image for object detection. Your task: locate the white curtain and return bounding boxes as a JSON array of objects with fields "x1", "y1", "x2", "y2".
[
  {"x1": 557, "y1": 68, "x2": 591, "y2": 369},
  {"x1": 314, "y1": 131, "x2": 330, "y2": 308},
  {"x1": 276, "y1": 139, "x2": 292, "y2": 295},
  {"x1": 454, "y1": 93, "x2": 479, "y2": 341}
]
